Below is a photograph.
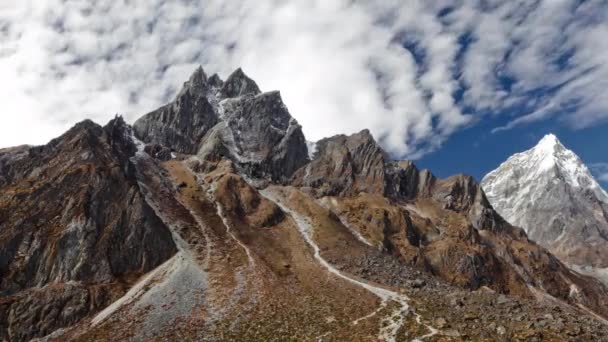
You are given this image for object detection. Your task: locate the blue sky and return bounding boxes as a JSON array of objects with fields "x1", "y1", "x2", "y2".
[
  {"x1": 0, "y1": 1, "x2": 606, "y2": 187},
  {"x1": 417, "y1": 113, "x2": 608, "y2": 188}
]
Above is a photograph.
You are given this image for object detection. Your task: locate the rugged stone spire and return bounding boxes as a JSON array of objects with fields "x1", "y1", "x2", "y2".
[
  {"x1": 219, "y1": 67, "x2": 261, "y2": 98},
  {"x1": 218, "y1": 90, "x2": 309, "y2": 183},
  {"x1": 135, "y1": 67, "x2": 308, "y2": 183},
  {"x1": 133, "y1": 66, "x2": 219, "y2": 154},
  {"x1": 176, "y1": 65, "x2": 208, "y2": 97}
]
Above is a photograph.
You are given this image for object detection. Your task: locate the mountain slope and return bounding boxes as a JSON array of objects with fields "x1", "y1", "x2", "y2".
[
  {"x1": 0, "y1": 118, "x2": 177, "y2": 341},
  {"x1": 482, "y1": 134, "x2": 608, "y2": 269},
  {"x1": 1, "y1": 69, "x2": 607, "y2": 341}
]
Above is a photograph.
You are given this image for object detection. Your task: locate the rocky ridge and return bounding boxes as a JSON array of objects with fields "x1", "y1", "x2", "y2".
[
  {"x1": 134, "y1": 67, "x2": 308, "y2": 183},
  {"x1": 0, "y1": 67, "x2": 607, "y2": 341},
  {"x1": 0, "y1": 118, "x2": 177, "y2": 341}
]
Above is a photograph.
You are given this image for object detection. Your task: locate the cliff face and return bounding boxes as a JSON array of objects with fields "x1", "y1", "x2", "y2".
[
  {"x1": 135, "y1": 67, "x2": 308, "y2": 183},
  {"x1": 0, "y1": 118, "x2": 177, "y2": 341},
  {"x1": 1, "y1": 68, "x2": 608, "y2": 341},
  {"x1": 133, "y1": 67, "x2": 219, "y2": 154},
  {"x1": 292, "y1": 129, "x2": 386, "y2": 197}
]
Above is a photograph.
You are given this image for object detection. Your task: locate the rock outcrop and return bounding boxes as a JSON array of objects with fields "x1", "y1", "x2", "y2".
[
  {"x1": 292, "y1": 130, "x2": 386, "y2": 196},
  {"x1": 0, "y1": 117, "x2": 177, "y2": 341},
  {"x1": 219, "y1": 91, "x2": 309, "y2": 182},
  {"x1": 384, "y1": 160, "x2": 436, "y2": 199},
  {"x1": 136, "y1": 67, "x2": 308, "y2": 183},
  {"x1": 134, "y1": 67, "x2": 219, "y2": 154},
  {"x1": 218, "y1": 67, "x2": 261, "y2": 99}
]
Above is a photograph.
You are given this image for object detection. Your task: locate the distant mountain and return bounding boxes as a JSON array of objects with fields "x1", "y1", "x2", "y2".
[
  {"x1": 482, "y1": 134, "x2": 608, "y2": 271},
  {"x1": 1, "y1": 70, "x2": 608, "y2": 341}
]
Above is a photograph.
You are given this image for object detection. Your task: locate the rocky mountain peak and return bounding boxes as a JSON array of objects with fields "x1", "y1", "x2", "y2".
[
  {"x1": 291, "y1": 129, "x2": 386, "y2": 197},
  {"x1": 536, "y1": 133, "x2": 559, "y2": 148},
  {"x1": 135, "y1": 66, "x2": 308, "y2": 183},
  {"x1": 530, "y1": 134, "x2": 584, "y2": 176},
  {"x1": 104, "y1": 115, "x2": 139, "y2": 164},
  {"x1": 482, "y1": 134, "x2": 608, "y2": 269},
  {"x1": 134, "y1": 66, "x2": 218, "y2": 154},
  {"x1": 219, "y1": 67, "x2": 261, "y2": 98},
  {"x1": 177, "y1": 66, "x2": 209, "y2": 97},
  {"x1": 385, "y1": 160, "x2": 435, "y2": 199},
  {"x1": 485, "y1": 134, "x2": 608, "y2": 202}
]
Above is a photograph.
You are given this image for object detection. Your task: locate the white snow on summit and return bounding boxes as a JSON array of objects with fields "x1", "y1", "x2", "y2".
[
  {"x1": 306, "y1": 140, "x2": 318, "y2": 160},
  {"x1": 482, "y1": 134, "x2": 608, "y2": 271},
  {"x1": 483, "y1": 134, "x2": 608, "y2": 207}
]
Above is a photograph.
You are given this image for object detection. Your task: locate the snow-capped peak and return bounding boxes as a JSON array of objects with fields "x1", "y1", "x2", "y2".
[
  {"x1": 485, "y1": 134, "x2": 608, "y2": 204},
  {"x1": 534, "y1": 133, "x2": 560, "y2": 154},
  {"x1": 482, "y1": 134, "x2": 608, "y2": 270}
]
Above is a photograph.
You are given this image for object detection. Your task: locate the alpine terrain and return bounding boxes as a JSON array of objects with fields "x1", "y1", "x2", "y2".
[
  {"x1": 482, "y1": 134, "x2": 608, "y2": 283},
  {"x1": 1, "y1": 68, "x2": 607, "y2": 341}
]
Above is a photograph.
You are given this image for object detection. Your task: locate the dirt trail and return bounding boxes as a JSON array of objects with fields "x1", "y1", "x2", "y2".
[{"x1": 260, "y1": 188, "x2": 439, "y2": 342}]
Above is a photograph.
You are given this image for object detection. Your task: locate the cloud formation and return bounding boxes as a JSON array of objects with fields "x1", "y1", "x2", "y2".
[
  {"x1": 0, "y1": 0, "x2": 607, "y2": 157},
  {"x1": 590, "y1": 163, "x2": 608, "y2": 183}
]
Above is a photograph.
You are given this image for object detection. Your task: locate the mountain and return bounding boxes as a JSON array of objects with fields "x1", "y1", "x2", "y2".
[
  {"x1": 1, "y1": 69, "x2": 608, "y2": 341},
  {"x1": 482, "y1": 134, "x2": 608, "y2": 272}
]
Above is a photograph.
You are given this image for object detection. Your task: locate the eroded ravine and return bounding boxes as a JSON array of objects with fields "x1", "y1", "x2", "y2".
[{"x1": 260, "y1": 188, "x2": 439, "y2": 342}]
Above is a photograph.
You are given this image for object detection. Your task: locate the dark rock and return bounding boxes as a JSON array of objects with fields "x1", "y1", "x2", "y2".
[
  {"x1": 292, "y1": 129, "x2": 386, "y2": 196},
  {"x1": 134, "y1": 67, "x2": 219, "y2": 154},
  {"x1": 384, "y1": 160, "x2": 435, "y2": 199},
  {"x1": 220, "y1": 91, "x2": 309, "y2": 183},
  {"x1": 144, "y1": 144, "x2": 173, "y2": 161},
  {"x1": 219, "y1": 68, "x2": 261, "y2": 99},
  {"x1": 135, "y1": 66, "x2": 308, "y2": 184},
  {"x1": 0, "y1": 117, "x2": 177, "y2": 340},
  {"x1": 432, "y1": 174, "x2": 507, "y2": 231},
  {"x1": 411, "y1": 279, "x2": 426, "y2": 288}
]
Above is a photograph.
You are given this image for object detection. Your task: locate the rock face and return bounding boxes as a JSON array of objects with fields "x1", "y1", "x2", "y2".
[
  {"x1": 0, "y1": 117, "x2": 177, "y2": 341},
  {"x1": 292, "y1": 130, "x2": 386, "y2": 196},
  {"x1": 219, "y1": 91, "x2": 308, "y2": 182},
  {"x1": 482, "y1": 134, "x2": 608, "y2": 269},
  {"x1": 2, "y1": 69, "x2": 608, "y2": 341},
  {"x1": 133, "y1": 67, "x2": 219, "y2": 154},
  {"x1": 135, "y1": 67, "x2": 308, "y2": 183},
  {"x1": 385, "y1": 160, "x2": 435, "y2": 199},
  {"x1": 218, "y1": 67, "x2": 261, "y2": 98}
]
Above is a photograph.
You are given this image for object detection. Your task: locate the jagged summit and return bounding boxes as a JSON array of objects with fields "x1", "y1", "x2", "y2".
[
  {"x1": 177, "y1": 66, "x2": 208, "y2": 97},
  {"x1": 490, "y1": 134, "x2": 608, "y2": 201},
  {"x1": 482, "y1": 134, "x2": 608, "y2": 269},
  {"x1": 219, "y1": 67, "x2": 261, "y2": 98},
  {"x1": 134, "y1": 66, "x2": 308, "y2": 182}
]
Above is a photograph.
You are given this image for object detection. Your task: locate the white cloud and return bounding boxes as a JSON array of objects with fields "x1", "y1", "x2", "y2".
[
  {"x1": 590, "y1": 163, "x2": 608, "y2": 183},
  {"x1": 0, "y1": 0, "x2": 606, "y2": 158}
]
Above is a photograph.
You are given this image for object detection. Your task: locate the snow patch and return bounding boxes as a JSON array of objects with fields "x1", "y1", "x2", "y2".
[{"x1": 306, "y1": 140, "x2": 318, "y2": 160}]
